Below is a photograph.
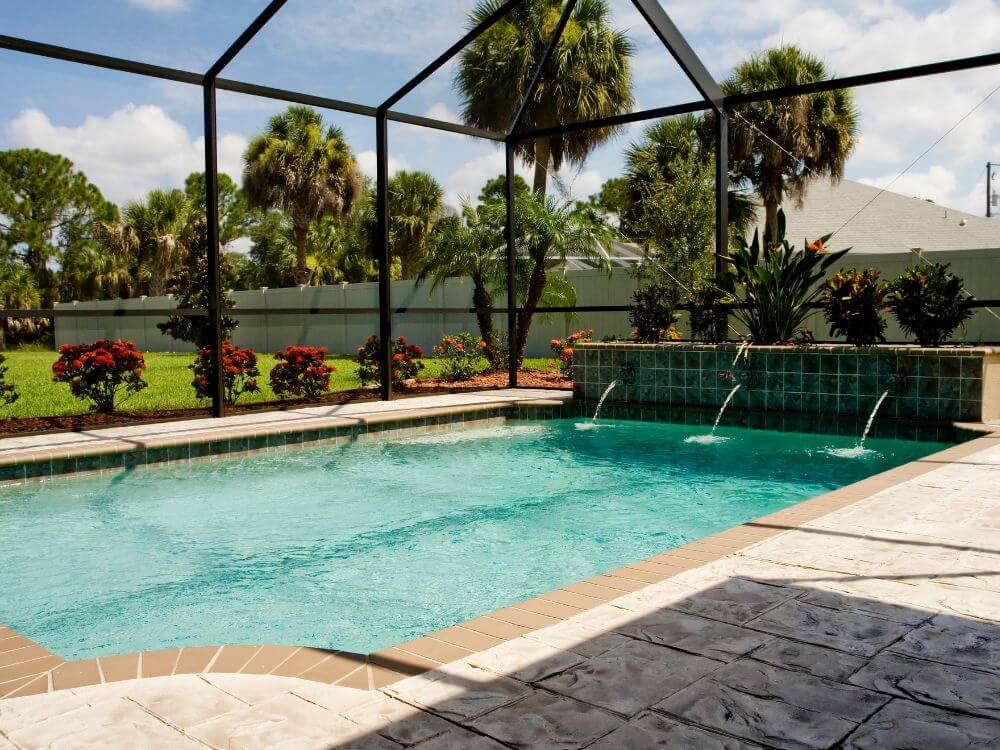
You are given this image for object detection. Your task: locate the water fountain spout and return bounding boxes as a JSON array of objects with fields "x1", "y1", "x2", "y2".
[
  {"x1": 860, "y1": 390, "x2": 890, "y2": 447},
  {"x1": 685, "y1": 385, "x2": 741, "y2": 444},
  {"x1": 732, "y1": 340, "x2": 751, "y2": 367},
  {"x1": 827, "y1": 390, "x2": 890, "y2": 458},
  {"x1": 591, "y1": 380, "x2": 618, "y2": 423}
]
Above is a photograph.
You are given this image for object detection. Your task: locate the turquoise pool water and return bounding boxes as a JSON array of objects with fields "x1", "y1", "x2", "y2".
[{"x1": 0, "y1": 418, "x2": 950, "y2": 660}]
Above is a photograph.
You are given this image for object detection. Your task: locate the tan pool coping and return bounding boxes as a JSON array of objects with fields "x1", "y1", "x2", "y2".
[
  {"x1": 1, "y1": 399, "x2": 996, "y2": 702},
  {"x1": 0, "y1": 389, "x2": 570, "y2": 471}
]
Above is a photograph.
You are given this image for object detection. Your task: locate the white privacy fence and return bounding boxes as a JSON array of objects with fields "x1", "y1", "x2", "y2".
[{"x1": 53, "y1": 248, "x2": 1000, "y2": 355}]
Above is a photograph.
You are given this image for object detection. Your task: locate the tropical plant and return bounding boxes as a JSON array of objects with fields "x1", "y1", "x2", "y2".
[
  {"x1": 0, "y1": 353, "x2": 19, "y2": 413},
  {"x1": 388, "y1": 171, "x2": 444, "y2": 279},
  {"x1": 887, "y1": 263, "x2": 972, "y2": 347},
  {"x1": 269, "y1": 345, "x2": 335, "y2": 399},
  {"x1": 724, "y1": 45, "x2": 859, "y2": 240},
  {"x1": 0, "y1": 260, "x2": 40, "y2": 350},
  {"x1": 192, "y1": 340, "x2": 260, "y2": 405},
  {"x1": 0, "y1": 148, "x2": 116, "y2": 305},
  {"x1": 121, "y1": 188, "x2": 191, "y2": 297},
  {"x1": 420, "y1": 201, "x2": 505, "y2": 368},
  {"x1": 630, "y1": 284, "x2": 680, "y2": 343},
  {"x1": 717, "y1": 210, "x2": 848, "y2": 344},
  {"x1": 157, "y1": 221, "x2": 238, "y2": 347},
  {"x1": 457, "y1": 0, "x2": 634, "y2": 194},
  {"x1": 243, "y1": 105, "x2": 362, "y2": 284},
  {"x1": 355, "y1": 335, "x2": 424, "y2": 387},
  {"x1": 478, "y1": 173, "x2": 530, "y2": 203},
  {"x1": 434, "y1": 333, "x2": 486, "y2": 382},
  {"x1": 822, "y1": 268, "x2": 888, "y2": 346},
  {"x1": 183, "y1": 172, "x2": 249, "y2": 247},
  {"x1": 51, "y1": 339, "x2": 148, "y2": 413},
  {"x1": 550, "y1": 329, "x2": 592, "y2": 378},
  {"x1": 624, "y1": 115, "x2": 757, "y2": 266},
  {"x1": 479, "y1": 190, "x2": 612, "y2": 364},
  {"x1": 686, "y1": 280, "x2": 729, "y2": 344}
]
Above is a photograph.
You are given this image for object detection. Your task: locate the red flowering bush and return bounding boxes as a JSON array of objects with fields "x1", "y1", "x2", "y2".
[
  {"x1": 355, "y1": 334, "x2": 424, "y2": 387},
  {"x1": 269, "y1": 345, "x2": 335, "y2": 399},
  {"x1": 191, "y1": 341, "x2": 260, "y2": 405},
  {"x1": 0, "y1": 354, "x2": 19, "y2": 414},
  {"x1": 549, "y1": 329, "x2": 593, "y2": 379},
  {"x1": 433, "y1": 333, "x2": 485, "y2": 382},
  {"x1": 52, "y1": 339, "x2": 148, "y2": 413}
]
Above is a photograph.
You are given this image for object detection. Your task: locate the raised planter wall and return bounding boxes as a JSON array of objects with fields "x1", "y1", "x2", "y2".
[{"x1": 573, "y1": 343, "x2": 1000, "y2": 424}]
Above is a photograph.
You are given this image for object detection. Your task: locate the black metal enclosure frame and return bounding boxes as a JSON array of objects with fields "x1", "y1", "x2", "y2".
[{"x1": 1, "y1": 0, "x2": 999, "y2": 416}]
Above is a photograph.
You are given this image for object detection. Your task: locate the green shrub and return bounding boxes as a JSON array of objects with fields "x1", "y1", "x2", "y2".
[
  {"x1": 549, "y1": 329, "x2": 593, "y2": 379},
  {"x1": 686, "y1": 281, "x2": 728, "y2": 343},
  {"x1": 356, "y1": 335, "x2": 424, "y2": 387},
  {"x1": 269, "y1": 346, "x2": 335, "y2": 398},
  {"x1": 0, "y1": 354, "x2": 19, "y2": 415},
  {"x1": 433, "y1": 333, "x2": 486, "y2": 382},
  {"x1": 717, "y1": 210, "x2": 848, "y2": 344},
  {"x1": 887, "y1": 263, "x2": 972, "y2": 346},
  {"x1": 52, "y1": 340, "x2": 148, "y2": 413},
  {"x1": 822, "y1": 268, "x2": 888, "y2": 346},
  {"x1": 629, "y1": 283, "x2": 680, "y2": 343},
  {"x1": 192, "y1": 341, "x2": 260, "y2": 405}
]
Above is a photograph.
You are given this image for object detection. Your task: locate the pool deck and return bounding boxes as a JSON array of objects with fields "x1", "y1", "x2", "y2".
[{"x1": 0, "y1": 393, "x2": 998, "y2": 747}]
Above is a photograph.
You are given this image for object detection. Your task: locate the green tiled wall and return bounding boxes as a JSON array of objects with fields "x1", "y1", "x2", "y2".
[{"x1": 573, "y1": 343, "x2": 995, "y2": 423}]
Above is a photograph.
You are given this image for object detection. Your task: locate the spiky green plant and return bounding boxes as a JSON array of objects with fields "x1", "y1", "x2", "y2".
[{"x1": 718, "y1": 210, "x2": 848, "y2": 343}]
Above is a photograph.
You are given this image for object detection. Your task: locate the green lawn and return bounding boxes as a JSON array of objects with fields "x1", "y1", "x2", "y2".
[{"x1": 0, "y1": 350, "x2": 552, "y2": 418}]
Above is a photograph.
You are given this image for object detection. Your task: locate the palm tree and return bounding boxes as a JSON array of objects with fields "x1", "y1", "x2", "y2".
[
  {"x1": 457, "y1": 0, "x2": 634, "y2": 194},
  {"x1": 420, "y1": 202, "x2": 505, "y2": 366},
  {"x1": 0, "y1": 261, "x2": 39, "y2": 350},
  {"x1": 243, "y1": 106, "x2": 362, "y2": 285},
  {"x1": 389, "y1": 171, "x2": 444, "y2": 279},
  {"x1": 126, "y1": 189, "x2": 190, "y2": 297},
  {"x1": 724, "y1": 45, "x2": 859, "y2": 240},
  {"x1": 481, "y1": 190, "x2": 612, "y2": 364}
]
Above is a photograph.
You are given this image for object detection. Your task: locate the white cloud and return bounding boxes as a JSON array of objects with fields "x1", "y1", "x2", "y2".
[
  {"x1": 356, "y1": 150, "x2": 410, "y2": 180},
  {"x1": 5, "y1": 105, "x2": 247, "y2": 205},
  {"x1": 128, "y1": 0, "x2": 189, "y2": 13},
  {"x1": 860, "y1": 165, "x2": 958, "y2": 206},
  {"x1": 424, "y1": 103, "x2": 457, "y2": 122}
]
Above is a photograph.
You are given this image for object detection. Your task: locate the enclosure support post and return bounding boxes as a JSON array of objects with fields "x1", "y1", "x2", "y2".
[
  {"x1": 714, "y1": 110, "x2": 729, "y2": 278},
  {"x1": 504, "y1": 141, "x2": 518, "y2": 387},
  {"x1": 375, "y1": 111, "x2": 392, "y2": 401},
  {"x1": 202, "y1": 82, "x2": 226, "y2": 418}
]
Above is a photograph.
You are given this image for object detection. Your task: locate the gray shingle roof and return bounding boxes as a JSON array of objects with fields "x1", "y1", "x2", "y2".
[{"x1": 752, "y1": 179, "x2": 1000, "y2": 254}]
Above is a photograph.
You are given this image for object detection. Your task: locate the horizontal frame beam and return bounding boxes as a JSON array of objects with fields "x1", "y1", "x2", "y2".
[
  {"x1": 512, "y1": 99, "x2": 711, "y2": 141},
  {"x1": 726, "y1": 50, "x2": 1000, "y2": 105},
  {"x1": 7, "y1": 300, "x2": 1000, "y2": 319},
  {"x1": 0, "y1": 34, "x2": 501, "y2": 141},
  {"x1": 0, "y1": 33, "x2": 202, "y2": 84}
]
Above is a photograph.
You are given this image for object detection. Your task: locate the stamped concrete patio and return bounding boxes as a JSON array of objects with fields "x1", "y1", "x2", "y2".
[{"x1": 1, "y1": 425, "x2": 997, "y2": 748}]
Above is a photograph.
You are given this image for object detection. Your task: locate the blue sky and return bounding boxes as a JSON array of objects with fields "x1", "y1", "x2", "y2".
[{"x1": 1, "y1": 0, "x2": 998, "y2": 228}]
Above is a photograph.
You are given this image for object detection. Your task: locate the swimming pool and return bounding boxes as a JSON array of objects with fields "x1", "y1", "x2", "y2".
[{"x1": 0, "y1": 417, "x2": 951, "y2": 660}]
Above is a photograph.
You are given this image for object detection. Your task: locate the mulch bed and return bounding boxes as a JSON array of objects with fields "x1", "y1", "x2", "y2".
[{"x1": 0, "y1": 370, "x2": 570, "y2": 438}]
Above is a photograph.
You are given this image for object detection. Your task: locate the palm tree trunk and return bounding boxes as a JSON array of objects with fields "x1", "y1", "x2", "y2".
[
  {"x1": 293, "y1": 221, "x2": 310, "y2": 285},
  {"x1": 532, "y1": 139, "x2": 550, "y2": 195},
  {"x1": 514, "y1": 260, "x2": 547, "y2": 367},
  {"x1": 764, "y1": 199, "x2": 779, "y2": 244},
  {"x1": 472, "y1": 279, "x2": 497, "y2": 369}
]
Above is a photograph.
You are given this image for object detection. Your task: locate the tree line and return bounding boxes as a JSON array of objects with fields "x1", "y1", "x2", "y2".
[{"x1": 1, "y1": 0, "x2": 860, "y2": 358}]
